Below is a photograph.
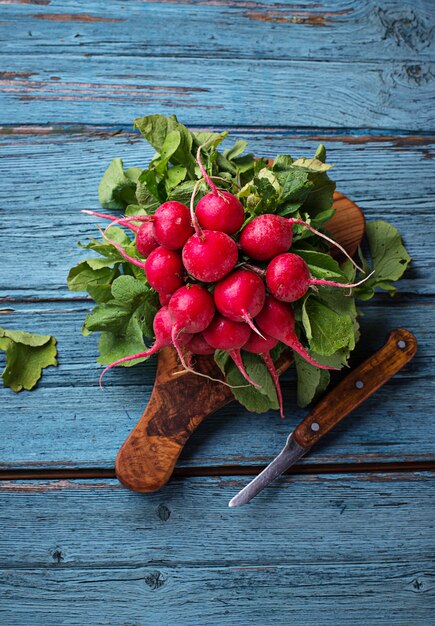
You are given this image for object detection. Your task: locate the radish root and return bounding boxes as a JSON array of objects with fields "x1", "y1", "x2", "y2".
[{"x1": 290, "y1": 218, "x2": 365, "y2": 273}]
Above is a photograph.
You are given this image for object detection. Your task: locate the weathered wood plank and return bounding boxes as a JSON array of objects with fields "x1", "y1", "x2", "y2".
[
  {"x1": 1, "y1": 562, "x2": 434, "y2": 626},
  {"x1": 0, "y1": 475, "x2": 433, "y2": 566},
  {"x1": 1, "y1": 0, "x2": 434, "y2": 62},
  {"x1": 0, "y1": 56, "x2": 433, "y2": 129},
  {"x1": 0, "y1": 299, "x2": 432, "y2": 470},
  {"x1": 0, "y1": 129, "x2": 433, "y2": 297},
  {"x1": 1, "y1": 474, "x2": 433, "y2": 623}
]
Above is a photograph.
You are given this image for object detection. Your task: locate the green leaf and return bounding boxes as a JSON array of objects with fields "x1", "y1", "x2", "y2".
[
  {"x1": 355, "y1": 221, "x2": 412, "y2": 299},
  {"x1": 84, "y1": 276, "x2": 159, "y2": 365},
  {"x1": 98, "y1": 158, "x2": 138, "y2": 209},
  {"x1": 272, "y1": 155, "x2": 294, "y2": 171},
  {"x1": 277, "y1": 169, "x2": 312, "y2": 203},
  {"x1": 134, "y1": 114, "x2": 197, "y2": 177},
  {"x1": 217, "y1": 352, "x2": 279, "y2": 413},
  {"x1": 367, "y1": 220, "x2": 411, "y2": 281},
  {"x1": 134, "y1": 114, "x2": 181, "y2": 152},
  {"x1": 97, "y1": 317, "x2": 148, "y2": 367},
  {"x1": 168, "y1": 180, "x2": 198, "y2": 205},
  {"x1": 0, "y1": 327, "x2": 57, "y2": 392},
  {"x1": 166, "y1": 165, "x2": 187, "y2": 191},
  {"x1": 314, "y1": 144, "x2": 327, "y2": 163},
  {"x1": 67, "y1": 262, "x2": 119, "y2": 303},
  {"x1": 304, "y1": 299, "x2": 355, "y2": 356},
  {"x1": 293, "y1": 250, "x2": 346, "y2": 280},
  {"x1": 294, "y1": 354, "x2": 330, "y2": 408},
  {"x1": 223, "y1": 140, "x2": 248, "y2": 160}
]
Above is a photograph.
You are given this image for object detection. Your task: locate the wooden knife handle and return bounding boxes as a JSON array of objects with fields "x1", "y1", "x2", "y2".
[{"x1": 292, "y1": 328, "x2": 417, "y2": 449}]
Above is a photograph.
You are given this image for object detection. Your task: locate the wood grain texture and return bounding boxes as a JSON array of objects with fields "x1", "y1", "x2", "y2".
[
  {"x1": 294, "y1": 328, "x2": 418, "y2": 448},
  {"x1": 1, "y1": 129, "x2": 433, "y2": 298},
  {"x1": 115, "y1": 192, "x2": 364, "y2": 492},
  {"x1": 2, "y1": 0, "x2": 434, "y2": 62},
  {"x1": 0, "y1": 56, "x2": 433, "y2": 128},
  {"x1": 0, "y1": 299, "x2": 432, "y2": 470},
  {"x1": 0, "y1": 475, "x2": 433, "y2": 625},
  {"x1": 0, "y1": 475, "x2": 433, "y2": 566},
  {"x1": 1, "y1": 563, "x2": 433, "y2": 626}
]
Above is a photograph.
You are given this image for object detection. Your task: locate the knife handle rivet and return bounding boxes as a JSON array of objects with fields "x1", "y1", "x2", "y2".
[
  {"x1": 397, "y1": 340, "x2": 406, "y2": 349},
  {"x1": 355, "y1": 380, "x2": 364, "y2": 389},
  {"x1": 311, "y1": 422, "x2": 320, "y2": 432}
]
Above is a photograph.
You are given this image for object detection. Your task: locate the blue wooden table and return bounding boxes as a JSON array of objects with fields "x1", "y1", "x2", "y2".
[{"x1": 1, "y1": 2, "x2": 434, "y2": 623}]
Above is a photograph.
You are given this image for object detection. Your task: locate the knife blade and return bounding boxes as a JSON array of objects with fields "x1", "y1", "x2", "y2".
[{"x1": 229, "y1": 328, "x2": 417, "y2": 507}]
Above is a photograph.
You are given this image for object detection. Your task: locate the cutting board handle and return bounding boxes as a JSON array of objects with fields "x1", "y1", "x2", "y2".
[{"x1": 115, "y1": 347, "x2": 233, "y2": 492}]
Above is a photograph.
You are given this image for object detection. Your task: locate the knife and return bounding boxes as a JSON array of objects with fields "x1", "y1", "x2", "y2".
[{"x1": 229, "y1": 328, "x2": 417, "y2": 507}]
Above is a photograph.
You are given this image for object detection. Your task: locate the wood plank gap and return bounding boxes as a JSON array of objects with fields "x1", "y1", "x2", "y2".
[
  {"x1": 1, "y1": 124, "x2": 435, "y2": 138},
  {"x1": 1, "y1": 460, "x2": 434, "y2": 481},
  {"x1": 2, "y1": 293, "x2": 432, "y2": 305}
]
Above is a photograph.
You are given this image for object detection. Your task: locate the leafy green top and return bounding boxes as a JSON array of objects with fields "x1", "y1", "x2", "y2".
[
  {"x1": 68, "y1": 114, "x2": 411, "y2": 412},
  {"x1": 0, "y1": 327, "x2": 57, "y2": 392}
]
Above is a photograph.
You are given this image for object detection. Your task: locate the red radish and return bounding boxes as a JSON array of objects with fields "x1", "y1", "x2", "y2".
[
  {"x1": 203, "y1": 315, "x2": 260, "y2": 388},
  {"x1": 98, "y1": 306, "x2": 190, "y2": 387},
  {"x1": 256, "y1": 296, "x2": 338, "y2": 370},
  {"x1": 145, "y1": 247, "x2": 185, "y2": 294},
  {"x1": 196, "y1": 190, "x2": 245, "y2": 235},
  {"x1": 239, "y1": 213, "x2": 363, "y2": 271},
  {"x1": 169, "y1": 284, "x2": 215, "y2": 369},
  {"x1": 136, "y1": 221, "x2": 159, "y2": 257},
  {"x1": 213, "y1": 269, "x2": 266, "y2": 336},
  {"x1": 169, "y1": 284, "x2": 215, "y2": 337},
  {"x1": 159, "y1": 292, "x2": 173, "y2": 306},
  {"x1": 243, "y1": 331, "x2": 284, "y2": 418},
  {"x1": 240, "y1": 214, "x2": 293, "y2": 261},
  {"x1": 182, "y1": 230, "x2": 238, "y2": 282},
  {"x1": 266, "y1": 253, "x2": 374, "y2": 302},
  {"x1": 99, "y1": 229, "x2": 187, "y2": 297},
  {"x1": 83, "y1": 203, "x2": 193, "y2": 251},
  {"x1": 187, "y1": 333, "x2": 215, "y2": 355},
  {"x1": 153, "y1": 201, "x2": 194, "y2": 249}
]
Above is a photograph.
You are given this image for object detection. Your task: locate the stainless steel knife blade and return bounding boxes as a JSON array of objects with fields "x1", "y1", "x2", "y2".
[{"x1": 228, "y1": 434, "x2": 307, "y2": 507}]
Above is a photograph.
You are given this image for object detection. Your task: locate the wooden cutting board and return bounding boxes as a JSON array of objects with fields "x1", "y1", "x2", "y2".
[{"x1": 115, "y1": 192, "x2": 366, "y2": 492}]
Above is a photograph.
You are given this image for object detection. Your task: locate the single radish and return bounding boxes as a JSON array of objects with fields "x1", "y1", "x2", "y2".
[
  {"x1": 98, "y1": 226, "x2": 178, "y2": 289},
  {"x1": 145, "y1": 247, "x2": 185, "y2": 294},
  {"x1": 196, "y1": 190, "x2": 245, "y2": 235},
  {"x1": 152, "y1": 201, "x2": 194, "y2": 249},
  {"x1": 98, "y1": 306, "x2": 190, "y2": 387},
  {"x1": 239, "y1": 213, "x2": 363, "y2": 271},
  {"x1": 203, "y1": 315, "x2": 260, "y2": 388},
  {"x1": 256, "y1": 296, "x2": 338, "y2": 370},
  {"x1": 83, "y1": 202, "x2": 193, "y2": 251},
  {"x1": 182, "y1": 230, "x2": 238, "y2": 282},
  {"x1": 240, "y1": 214, "x2": 292, "y2": 261},
  {"x1": 194, "y1": 143, "x2": 244, "y2": 235},
  {"x1": 169, "y1": 285, "x2": 215, "y2": 335},
  {"x1": 169, "y1": 284, "x2": 215, "y2": 372},
  {"x1": 266, "y1": 253, "x2": 374, "y2": 302},
  {"x1": 136, "y1": 221, "x2": 159, "y2": 257},
  {"x1": 213, "y1": 269, "x2": 266, "y2": 337},
  {"x1": 243, "y1": 331, "x2": 284, "y2": 418},
  {"x1": 187, "y1": 333, "x2": 215, "y2": 355}
]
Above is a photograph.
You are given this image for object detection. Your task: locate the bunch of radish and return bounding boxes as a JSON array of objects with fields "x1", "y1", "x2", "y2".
[{"x1": 83, "y1": 145, "x2": 370, "y2": 417}]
